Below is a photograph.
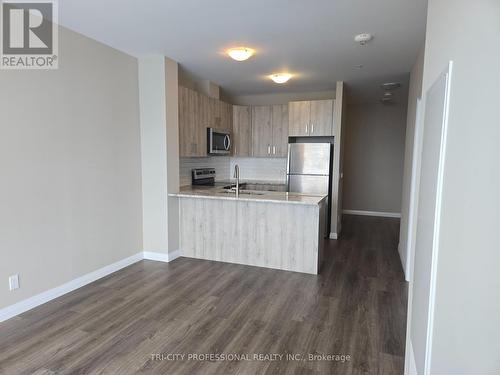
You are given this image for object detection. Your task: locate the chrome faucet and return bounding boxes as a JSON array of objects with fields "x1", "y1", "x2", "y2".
[{"x1": 233, "y1": 164, "x2": 240, "y2": 196}]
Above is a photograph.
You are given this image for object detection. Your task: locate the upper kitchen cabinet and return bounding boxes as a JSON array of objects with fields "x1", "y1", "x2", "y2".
[
  {"x1": 251, "y1": 105, "x2": 288, "y2": 157},
  {"x1": 310, "y1": 100, "x2": 334, "y2": 136},
  {"x1": 288, "y1": 99, "x2": 335, "y2": 137},
  {"x1": 271, "y1": 104, "x2": 288, "y2": 157},
  {"x1": 219, "y1": 100, "x2": 233, "y2": 133},
  {"x1": 251, "y1": 106, "x2": 273, "y2": 157},
  {"x1": 232, "y1": 105, "x2": 252, "y2": 156},
  {"x1": 179, "y1": 86, "x2": 203, "y2": 157},
  {"x1": 178, "y1": 85, "x2": 233, "y2": 157},
  {"x1": 288, "y1": 101, "x2": 310, "y2": 136}
]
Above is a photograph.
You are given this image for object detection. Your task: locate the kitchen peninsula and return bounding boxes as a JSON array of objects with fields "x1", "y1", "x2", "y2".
[{"x1": 170, "y1": 186, "x2": 327, "y2": 274}]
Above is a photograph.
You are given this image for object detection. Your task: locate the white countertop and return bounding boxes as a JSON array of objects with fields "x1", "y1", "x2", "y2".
[{"x1": 169, "y1": 185, "x2": 327, "y2": 206}]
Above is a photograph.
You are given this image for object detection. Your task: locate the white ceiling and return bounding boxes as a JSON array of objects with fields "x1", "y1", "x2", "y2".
[{"x1": 59, "y1": 0, "x2": 427, "y2": 100}]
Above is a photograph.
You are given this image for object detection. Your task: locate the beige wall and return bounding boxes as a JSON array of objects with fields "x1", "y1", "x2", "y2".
[
  {"x1": 343, "y1": 100, "x2": 408, "y2": 213},
  {"x1": 412, "y1": 0, "x2": 500, "y2": 373},
  {"x1": 0, "y1": 26, "x2": 142, "y2": 309},
  {"x1": 399, "y1": 46, "x2": 425, "y2": 279}
]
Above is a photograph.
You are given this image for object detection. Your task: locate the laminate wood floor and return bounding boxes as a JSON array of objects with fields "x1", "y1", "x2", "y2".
[{"x1": 0, "y1": 215, "x2": 407, "y2": 375}]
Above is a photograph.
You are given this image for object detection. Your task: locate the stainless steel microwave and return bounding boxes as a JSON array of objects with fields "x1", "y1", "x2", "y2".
[{"x1": 207, "y1": 128, "x2": 231, "y2": 155}]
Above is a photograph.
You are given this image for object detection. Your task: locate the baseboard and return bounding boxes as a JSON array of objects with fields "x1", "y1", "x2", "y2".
[
  {"x1": 329, "y1": 233, "x2": 338, "y2": 239},
  {"x1": 167, "y1": 249, "x2": 182, "y2": 262},
  {"x1": 0, "y1": 252, "x2": 143, "y2": 323},
  {"x1": 0, "y1": 249, "x2": 184, "y2": 323},
  {"x1": 342, "y1": 209, "x2": 401, "y2": 218},
  {"x1": 143, "y1": 251, "x2": 169, "y2": 262},
  {"x1": 143, "y1": 249, "x2": 182, "y2": 263}
]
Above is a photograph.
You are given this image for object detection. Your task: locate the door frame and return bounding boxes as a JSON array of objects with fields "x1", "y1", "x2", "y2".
[{"x1": 404, "y1": 62, "x2": 453, "y2": 375}]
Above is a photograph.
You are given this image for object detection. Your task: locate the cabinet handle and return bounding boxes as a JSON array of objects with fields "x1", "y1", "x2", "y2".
[
  {"x1": 268, "y1": 145, "x2": 271, "y2": 154},
  {"x1": 311, "y1": 123, "x2": 314, "y2": 134},
  {"x1": 273, "y1": 146, "x2": 276, "y2": 155},
  {"x1": 305, "y1": 124, "x2": 308, "y2": 134}
]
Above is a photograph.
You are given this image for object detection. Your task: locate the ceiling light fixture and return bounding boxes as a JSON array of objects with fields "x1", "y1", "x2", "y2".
[
  {"x1": 354, "y1": 33, "x2": 373, "y2": 45},
  {"x1": 381, "y1": 82, "x2": 401, "y2": 90},
  {"x1": 270, "y1": 73, "x2": 292, "y2": 84},
  {"x1": 227, "y1": 47, "x2": 255, "y2": 61}
]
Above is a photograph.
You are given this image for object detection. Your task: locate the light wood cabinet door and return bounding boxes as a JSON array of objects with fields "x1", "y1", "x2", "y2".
[
  {"x1": 179, "y1": 86, "x2": 202, "y2": 157},
  {"x1": 288, "y1": 101, "x2": 310, "y2": 136},
  {"x1": 209, "y1": 97, "x2": 220, "y2": 129},
  {"x1": 271, "y1": 104, "x2": 289, "y2": 157},
  {"x1": 310, "y1": 99, "x2": 334, "y2": 136},
  {"x1": 232, "y1": 105, "x2": 252, "y2": 156},
  {"x1": 178, "y1": 86, "x2": 189, "y2": 156},
  {"x1": 220, "y1": 101, "x2": 233, "y2": 132},
  {"x1": 252, "y1": 106, "x2": 273, "y2": 157}
]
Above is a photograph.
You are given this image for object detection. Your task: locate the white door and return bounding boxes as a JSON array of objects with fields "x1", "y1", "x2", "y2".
[{"x1": 408, "y1": 62, "x2": 453, "y2": 375}]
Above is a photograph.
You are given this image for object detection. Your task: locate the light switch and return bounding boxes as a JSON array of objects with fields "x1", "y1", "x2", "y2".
[{"x1": 9, "y1": 274, "x2": 19, "y2": 291}]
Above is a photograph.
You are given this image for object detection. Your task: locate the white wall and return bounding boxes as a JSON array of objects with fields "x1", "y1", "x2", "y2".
[
  {"x1": 0, "y1": 26, "x2": 142, "y2": 309},
  {"x1": 399, "y1": 46, "x2": 425, "y2": 279},
  {"x1": 343, "y1": 99, "x2": 408, "y2": 214},
  {"x1": 410, "y1": 0, "x2": 500, "y2": 373},
  {"x1": 139, "y1": 56, "x2": 180, "y2": 255}
]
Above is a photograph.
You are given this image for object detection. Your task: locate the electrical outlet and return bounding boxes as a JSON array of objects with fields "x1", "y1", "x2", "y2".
[{"x1": 9, "y1": 274, "x2": 19, "y2": 291}]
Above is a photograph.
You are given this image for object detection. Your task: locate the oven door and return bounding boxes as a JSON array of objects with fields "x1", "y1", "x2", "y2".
[{"x1": 208, "y1": 128, "x2": 231, "y2": 155}]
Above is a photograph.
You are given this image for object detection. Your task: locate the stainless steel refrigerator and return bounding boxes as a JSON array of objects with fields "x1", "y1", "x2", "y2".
[{"x1": 287, "y1": 142, "x2": 333, "y2": 235}]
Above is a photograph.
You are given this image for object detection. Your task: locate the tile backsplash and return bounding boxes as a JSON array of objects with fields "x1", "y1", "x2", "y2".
[
  {"x1": 229, "y1": 157, "x2": 287, "y2": 182},
  {"x1": 179, "y1": 156, "x2": 287, "y2": 186},
  {"x1": 179, "y1": 157, "x2": 230, "y2": 186}
]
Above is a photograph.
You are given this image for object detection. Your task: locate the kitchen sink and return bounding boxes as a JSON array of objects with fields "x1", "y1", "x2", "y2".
[
  {"x1": 222, "y1": 182, "x2": 287, "y2": 192},
  {"x1": 219, "y1": 189, "x2": 265, "y2": 196}
]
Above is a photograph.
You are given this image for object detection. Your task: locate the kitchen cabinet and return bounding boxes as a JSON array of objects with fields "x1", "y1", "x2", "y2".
[
  {"x1": 251, "y1": 105, "x2": 288, "y2": 157},
  {"x1": 219, "y1": 100, "x2": 233, "y2": 132},
  {"x1": 179, "y1": 86, "x2": 204, "y2": 157},
  {"x1": 289, "y1": 101, "x2": 310, "y2": 136},
  {"x1": 232, "y1": 105, "x2": 252, "y2": 156},
  {"x1": 288, "y1": 99, "x2": 334, "y2": 137},
  {"x1": 310, "y1": 100, "x2": 334, "y2": 136},
  {"x1": 251, "y1": 106, "x2": 273, "y2": 157},
  {"x1": 271, "y1": 104, "x2": 288, "y2": 157},
  {"x1": 178, "y1": 85, "x2": 233, "y2": 157}
]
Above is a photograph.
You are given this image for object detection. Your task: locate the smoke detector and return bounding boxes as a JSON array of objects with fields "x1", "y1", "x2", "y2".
[{"x1": 354, "y1": 33, "x2": 373, "y2": 45}]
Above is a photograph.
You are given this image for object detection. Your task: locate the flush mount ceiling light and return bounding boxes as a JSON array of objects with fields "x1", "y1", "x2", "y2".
[
  {"x1": 270, "y1": 73, "x2": 292, "y2": 84},
  {"x1": 227, "y1": 47, "x2": 255, "y2": 61},
  {"x1": 354, "y1": 33, "x2": 373, "y2": 45},
  {"x1": 381, "y1": 82, "x2": 401, "y2": 90}
]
